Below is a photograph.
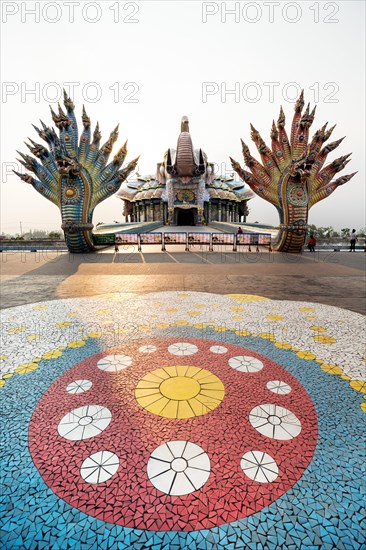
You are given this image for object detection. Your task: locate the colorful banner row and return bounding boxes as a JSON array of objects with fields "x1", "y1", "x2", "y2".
[{"x1": 93, "y1": 232, "x2": 272, "y2": 252}]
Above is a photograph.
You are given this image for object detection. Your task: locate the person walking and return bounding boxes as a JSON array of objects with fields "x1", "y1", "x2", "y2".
[{"x1": 349, "y1": 229, "x2": 357, "y2": 252}]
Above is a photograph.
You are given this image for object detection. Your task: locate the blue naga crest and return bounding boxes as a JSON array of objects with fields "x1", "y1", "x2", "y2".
[{"x1": 14, "y1": 90, "x2": 139, "y2": 253}]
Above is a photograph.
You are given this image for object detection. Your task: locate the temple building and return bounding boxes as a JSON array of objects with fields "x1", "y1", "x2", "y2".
[{"x1": 117, "y1": 117, "x2": 254, "y2": 225}]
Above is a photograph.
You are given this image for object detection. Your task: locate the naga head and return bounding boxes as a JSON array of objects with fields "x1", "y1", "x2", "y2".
[
  {"x1": 14, "y1": 90, "x2": 139, "y2": 253},
  {"x1": 231, "y1": 92, "x2": 357, "y2": 252},
  {"x1": 55, "y1": 155, "x2": 82, "y2": 176}
]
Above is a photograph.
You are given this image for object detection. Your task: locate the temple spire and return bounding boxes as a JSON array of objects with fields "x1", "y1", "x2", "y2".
[{"x1": 181, "y1": 116, "x2": 189, "y2": 133}]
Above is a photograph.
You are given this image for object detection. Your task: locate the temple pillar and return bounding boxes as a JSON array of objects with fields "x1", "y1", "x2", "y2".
[
  {"x1": 226, "y1": 203, "x2": 230, "y2": 223},
  {"x1": 243, "y1": 203, "x2": 248, "y2": 223},
  {"x1": 208, "y1": 202, "x2": 212, "y2": 223},
  {"x1": 218, "y1": 203, "x2": 222, "y2": 222}
]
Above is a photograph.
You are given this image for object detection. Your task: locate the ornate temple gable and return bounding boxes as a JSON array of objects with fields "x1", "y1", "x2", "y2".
[{"x1": 117, "y1": 116, "x2": 254, "y2": 225}]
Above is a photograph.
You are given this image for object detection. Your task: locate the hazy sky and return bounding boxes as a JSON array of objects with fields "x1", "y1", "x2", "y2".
[{"x1": 1, "y1": 0, "x2": 365, "y2": 234}]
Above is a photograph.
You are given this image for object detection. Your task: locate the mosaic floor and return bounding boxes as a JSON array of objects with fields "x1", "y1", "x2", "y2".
[{"x1": 1, "y1": 291, "x2": 365, "y2": 549}]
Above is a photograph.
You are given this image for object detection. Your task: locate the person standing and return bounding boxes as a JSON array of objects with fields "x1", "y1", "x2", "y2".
[
  {"x1": 349, "y1": 229, "x2": 357, "y2": 252},
  {"x1": 307, "y1": 234, "x2": 317, "y2": 252}
]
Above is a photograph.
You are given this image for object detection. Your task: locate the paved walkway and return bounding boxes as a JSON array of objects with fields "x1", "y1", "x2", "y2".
[
  {"x1": 1, "y1": 251, "x2": 365, "y2": 313},
  {"x1": 0, "y1": 251, "x2": 365, "y2": 549}
]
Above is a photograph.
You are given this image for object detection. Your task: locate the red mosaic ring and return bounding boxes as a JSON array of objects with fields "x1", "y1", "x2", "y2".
[{"x1": 29, "y1": 338, "x2": 318, "y2": 532}]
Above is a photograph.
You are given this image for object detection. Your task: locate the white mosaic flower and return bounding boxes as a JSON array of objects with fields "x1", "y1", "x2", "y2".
[
  {"x1": 249, "y1": 404, "x2": 301, "y2": 440},
  {"x1": 147, "y1": 441, "x2": 210, "y2": 495},
  {"x1": 229, "y1": 355, "x2": 264, "y2": 373},
  {"x1": 266, "y1": 380, "x2": 291, "y2": 395},
  {"x1": 168, "y1": 342, "x2": 198, "y2": 356},
  {"x1": 139, "y1": 344, "x2": 157, "y2": 353},
  {"x1": 97, "y1": 354, "x2": 132, "y2": 372},
  {"x1": 209, "y1": 345, "x2": 228, "y2": 354},
  {"x1": 80, "y1": 451, "x2": 119, "y2": 483},
  {"x1": 66, "y1": 380, "x2": 93, "y2": 394},
  {"x1": 58, "y1": 405, "x2": 112, "y2": 441},
  {"x1": 240, "y1": 451, "x2": 279, "y2": 483}
]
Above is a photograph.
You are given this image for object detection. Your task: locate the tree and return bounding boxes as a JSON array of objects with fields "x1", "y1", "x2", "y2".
[
  {"x1": 308, "y1": 224, "x2": 318, "y2": 236},
  {"x1": 341, "y1": 228, "x2": 350, "y2": 239},
  {"x1": 323, "y1": 226, "x2": 334, "y2": 239},
  {"x1": 48, "y1": 231, "x2": 61, "y2": 239}
]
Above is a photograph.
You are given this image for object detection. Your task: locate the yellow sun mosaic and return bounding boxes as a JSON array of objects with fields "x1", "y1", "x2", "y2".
[{"x1": 135, "y1": 366, "x2": 225, "y2": 419}]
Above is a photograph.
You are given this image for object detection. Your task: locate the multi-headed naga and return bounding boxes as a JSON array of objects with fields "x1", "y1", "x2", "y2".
[
  {"x1": 231, "y1": 91, "x2": 356, "y2": 253},
  {"x1": 14, "y1": 91, "x2": 138, "y2": 253}
]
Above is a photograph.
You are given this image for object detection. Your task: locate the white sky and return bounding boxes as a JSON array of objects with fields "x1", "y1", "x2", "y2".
[{"x1": 1, "y1": 0, "x2": 365, "y2": 234}]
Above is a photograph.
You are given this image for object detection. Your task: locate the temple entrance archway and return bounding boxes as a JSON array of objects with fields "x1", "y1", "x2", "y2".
[{"x1": 176, "y1": 208, "x2": 196, "y2": 226}]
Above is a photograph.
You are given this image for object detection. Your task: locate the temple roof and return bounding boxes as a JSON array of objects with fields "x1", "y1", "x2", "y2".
[
  {"x1": 116, "y1": 175, "x2": 254, "y2": 203},
  {"x1": 117, "y1": 178, "x2": 165, "y2": 202},
  {"x1": 116, "y1": 117, "x2": 255, "y2": 204}
]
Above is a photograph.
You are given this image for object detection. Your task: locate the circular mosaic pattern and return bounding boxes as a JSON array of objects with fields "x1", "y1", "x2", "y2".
[
  {"x1": 80, "y1": 451, "x2": 120, "y2": 484},
  {"x1": 168, "y1": 342, "x2": 198, "y2": 356},
  {"x1": 29, "y1": 338, "x2": 317, "y2": 531},
  {"x1": 3, "y1": 291, "x2": 365, "y2": 549},
  {"x1": 266, "y1": 380, "x2": 292, "y2": 395},
  {"x1": 97, "y1": 354, "x2": 132, "y2": 372},
  {"x1": 240, "y1": 450, "x2": 279, "y2": 483},
  {"x1": 147, "y1": 441, "x2": 210, "y2": 495},
  {"x1": 66, "y1": 379, "x2": 93, "y2": 394},
  {"x1": 229, "y1": 355, "x2": 264, "y2": 373},
  {"x1": 139, "y1": 345, "x2": 157, "y2": 353},
  {"x1": 57, "y1": 405, "x2": 112, "y2": 441},
  {"x1": 209, "y1": 345, "x2": 228, "y2": 354},
  {"x1": 135, "y1": 365, "x2": 225, "y2": 418},
  {"x1": 249, "y1": 404, "x2": 302, "y2": 440}
]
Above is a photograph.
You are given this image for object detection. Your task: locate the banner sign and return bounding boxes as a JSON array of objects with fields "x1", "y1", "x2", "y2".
[
  {"x1": 140, "y1": 233, "x2": 163, "y2": 245},
  {"x1": 188, "y1": 233, "x2": 211, "y2": 245},
  {"x1": 115, "y1": 233, "x2": 138, "y2": 245},
  {"x1": 236, "y1": 233, "x2": 258, "y2": 245},
  {"x1": 258, "y1": 234, "x2": 272, "y2": 245},
  {"x1": 212, "y1": 233, "x2": 235, "y2": 245},
  {"x1": 163, "y1": 233, "x2": 187, "y2": 245},
  {"x1": 236, "y1": 233, "x2": 272, "y2": 247},
  {"x1": 93, "y1": 234, "x2": 116, "y2": 245}
]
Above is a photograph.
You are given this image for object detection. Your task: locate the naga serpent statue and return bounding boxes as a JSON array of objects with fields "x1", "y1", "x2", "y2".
[
  {"x1": 231, "y1": 91, "x2": 357, "y2": 253},
  {"x1": 14, "y1": 91, "x2": 139, "y2": 253}
]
